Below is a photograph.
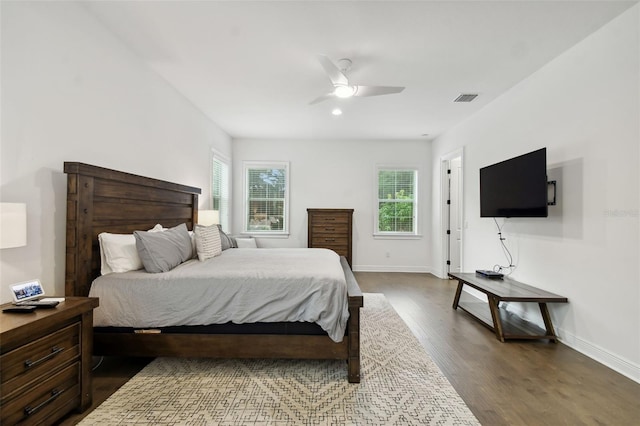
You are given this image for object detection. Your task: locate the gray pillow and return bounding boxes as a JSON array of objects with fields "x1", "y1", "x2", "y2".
[
  {"x1": 217, "y1": 225, "x2": 237, "y2": 250},
  {"x1": 134, "y1": 223, "x2": 193, "y2": 273}
]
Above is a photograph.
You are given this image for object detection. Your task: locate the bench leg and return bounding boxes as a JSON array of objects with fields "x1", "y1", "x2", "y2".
[
  {"x1": 487, "y1": 296, "x2": 505, "y2": 342},
  {"x1": 538, "y1": 303, "x2": 558, "y2": 343},
  {"x1": 452, "y1": 280, "x2": 464, "y2": 309}
]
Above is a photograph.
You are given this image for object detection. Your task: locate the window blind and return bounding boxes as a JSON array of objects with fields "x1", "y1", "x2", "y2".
[{"x1": 377, "y1": 169, "x2": 417, "y2": 234}]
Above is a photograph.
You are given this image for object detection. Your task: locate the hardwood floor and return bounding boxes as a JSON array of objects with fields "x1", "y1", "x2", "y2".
[
  {"x1": 59, "y1": 272, "x2": 640, "y2": 425},
  {"x1": 355, "y1": 272, "x2": 640, "y2": 425}
]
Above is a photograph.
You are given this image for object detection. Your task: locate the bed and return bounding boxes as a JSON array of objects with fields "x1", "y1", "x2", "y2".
[{"x1": 64, "y1": 162, "x2": 363, "y2": 383}]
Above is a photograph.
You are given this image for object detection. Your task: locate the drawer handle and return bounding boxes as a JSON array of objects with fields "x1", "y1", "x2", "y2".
[
  {"x1": 324, "y1": 218, "x2": 336, "y2": 221},
  {"x1": 325, "y1": 238, "x2": 336, "y2": 242},
  {"x1": 24, "y1": 346, "x2": 64, "y2": 368},
  {"x1": 24, "y1": 389, "x2": 63, "y2": 416},
  {"x1": 324, "y1": 227, "x2": 335, "y2": 231}
]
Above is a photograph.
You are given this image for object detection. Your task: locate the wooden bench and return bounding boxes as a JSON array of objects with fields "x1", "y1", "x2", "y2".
[{"x1": 449, "y1": 272, "x2": 568, "y2": 342}]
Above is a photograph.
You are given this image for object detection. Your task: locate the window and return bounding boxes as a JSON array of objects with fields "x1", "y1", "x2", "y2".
[
  {"x1": 211, "y1": 151, "x2": 230, "y2": 231},
  {"x1": 243, "y1": 161, "x2": 289, "y2": 235},
  {"x1": 376, "y1": 167, "x2": 418, "y2": 236}
]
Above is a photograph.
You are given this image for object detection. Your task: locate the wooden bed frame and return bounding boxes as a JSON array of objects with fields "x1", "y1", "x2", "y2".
[{"x1": 64, "y1": 162, "x2": 363, "y2": 383}]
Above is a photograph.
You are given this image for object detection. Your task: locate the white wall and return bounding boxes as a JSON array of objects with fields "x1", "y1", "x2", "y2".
[
  {"x1": 0, "y1": 2, "x2": 232, "y2": 302},
  {"x1": 431, "y1": 5, "x2": 640, "y2": 381},
  {"x1": 232, "y1": 139, "x2": 432, "y2": 272}
]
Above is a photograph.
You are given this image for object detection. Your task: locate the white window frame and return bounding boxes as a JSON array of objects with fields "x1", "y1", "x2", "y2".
[
  {"x1": 243, "y1": 161, "x2": 290, "y2": 237},
  {"x1": 211, "y1": 149, "x2": 231, "y2": 232},
  {"x1": 374, "y1": 165, "x2": 421, "y2": 239}
]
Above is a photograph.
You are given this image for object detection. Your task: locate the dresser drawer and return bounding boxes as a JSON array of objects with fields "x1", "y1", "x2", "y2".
[
  {"x1": 311, "y1": 223, "x2": 350, "y2": 236},
  {"x1": 321, "y1": 246, "x2": 350, "y2": 258},
  {"x1": 309, "y1": 213, "x2": 351, "y2": 225},
  {"x1": 1, "y1": 323, "x2": 81, "y2": 400},
  {"x1": 311, "y1": 235, "x2": 349, "y2": 247},
  {"x1": 1, "y1": 362, "x2": 80, "y2": 426}
]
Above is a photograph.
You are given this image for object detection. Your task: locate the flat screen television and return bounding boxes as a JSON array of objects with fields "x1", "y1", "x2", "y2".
[{"x1": 480, "y1": 148, "x2": 548, "y2": 217}]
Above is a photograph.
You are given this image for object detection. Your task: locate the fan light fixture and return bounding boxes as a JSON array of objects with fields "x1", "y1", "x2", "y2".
[
  {"x1": 309, "y1": 55, "x2": 405, "y2": 105},
  {"x1": 333, "y1": 85, "x2": 356, "y2": 98}
]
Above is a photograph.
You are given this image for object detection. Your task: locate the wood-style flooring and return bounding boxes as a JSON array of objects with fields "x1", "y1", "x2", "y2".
[{"x1": 59, "y1": 272, "x2": 640, "y2": 425}]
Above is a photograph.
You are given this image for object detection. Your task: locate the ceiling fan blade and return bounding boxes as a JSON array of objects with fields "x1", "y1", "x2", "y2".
[
  {"x1": 354, "y1": 85, "x2": 405, "y2": 97},
  {"x1": 309, "y1": 92, "x2": 335, "y2": 105},
  {"x1": 316, "y1": 54, "x2": 348, "y2": 86}
]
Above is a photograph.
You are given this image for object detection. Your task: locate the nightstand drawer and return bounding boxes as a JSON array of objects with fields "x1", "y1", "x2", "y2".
[
  {"x1": 1, "y1": 362, "x2": 80, "y2": 426},
  {"x1": 1, "y1": 323, "x2": 80, "y2": 400}
]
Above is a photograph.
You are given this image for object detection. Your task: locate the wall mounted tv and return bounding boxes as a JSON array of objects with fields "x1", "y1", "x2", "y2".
[{"x1": 480, "y1": 148, "x2": 548, "y2": 218}]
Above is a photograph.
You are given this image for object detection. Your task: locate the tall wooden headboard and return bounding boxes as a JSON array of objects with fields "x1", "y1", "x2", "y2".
[{"x1": 64, "y1": 162, "x2": 201, "y2": 297}]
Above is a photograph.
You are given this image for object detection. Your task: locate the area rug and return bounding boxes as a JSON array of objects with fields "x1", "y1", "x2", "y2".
[{"x1": 80, "y1": 294, "x2": 479, "y2": 425}]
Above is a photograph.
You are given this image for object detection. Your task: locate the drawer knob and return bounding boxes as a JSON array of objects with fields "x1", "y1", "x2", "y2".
[
  {"x1": 24, "y1": 389, "x2": 63, "y2": 416},
  {"x1": 24, "y1": 346, "x2": 64, "y2": 368},
  {"x1": 325, "y1": 238, "x2": 335, "y2": 242}
]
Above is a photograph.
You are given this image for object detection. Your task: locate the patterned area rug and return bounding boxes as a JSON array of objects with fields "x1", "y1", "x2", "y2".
[{"x1": 80, "y1": 294, "x2": 479, "y2": 425}]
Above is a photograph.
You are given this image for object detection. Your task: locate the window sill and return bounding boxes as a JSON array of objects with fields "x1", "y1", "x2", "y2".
[
  {"x1": 241, "y1": 232, "x2": 290, "y2": 239},
  {"x1": 373, "y1": 233, "x2": 422, "y2": 240}
]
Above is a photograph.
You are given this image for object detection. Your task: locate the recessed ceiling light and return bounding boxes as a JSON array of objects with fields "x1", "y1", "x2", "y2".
[{"x1": 331, "y1": 108, "x2": 343, "y2": 116}]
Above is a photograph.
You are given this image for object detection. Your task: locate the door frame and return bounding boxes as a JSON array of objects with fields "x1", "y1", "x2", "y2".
[{"x1": 440, "y1": 148, "x2": 464, "y2": 278}]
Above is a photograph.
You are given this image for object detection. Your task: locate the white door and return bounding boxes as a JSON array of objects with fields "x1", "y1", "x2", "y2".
[{"x1": 448, "y1": 157, "x2": 462, "y2": 272}]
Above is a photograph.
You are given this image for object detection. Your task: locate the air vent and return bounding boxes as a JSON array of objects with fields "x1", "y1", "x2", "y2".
[{"x1": 454, "y1": 93, "x2": 478, "y2": 103}]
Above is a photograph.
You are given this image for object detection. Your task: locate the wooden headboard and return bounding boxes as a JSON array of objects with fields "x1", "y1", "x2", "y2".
[{"x1": 64, "y1": 162, "x2": 201, "y2": 297}]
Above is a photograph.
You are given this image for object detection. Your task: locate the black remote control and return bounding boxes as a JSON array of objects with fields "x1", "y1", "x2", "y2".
[{"x1": 3, "y1": 305, "x2": 37, "y2": 313}]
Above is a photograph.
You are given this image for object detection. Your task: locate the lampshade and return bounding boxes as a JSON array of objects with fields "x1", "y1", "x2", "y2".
[
  {"x1": 1, "y1": 203, "x2": 27, "y2": 249},
  {"x1": 198, "y1": 210, "x2": 220, "y2": 226}
]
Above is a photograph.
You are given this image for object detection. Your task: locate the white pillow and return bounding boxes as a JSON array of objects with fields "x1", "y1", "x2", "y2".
[
  {"x1": 194, "y1": 224, "x2": 222, "y2": 261},
  {"x1": 235, "y1": 237, "x2": 258, "y2": 248},
  {"x1": 98, "y1": 224, "x2": 164, "y2": 275},
  {"x1": 98, "y1": 233, "x2": 142, "y2": 274}
]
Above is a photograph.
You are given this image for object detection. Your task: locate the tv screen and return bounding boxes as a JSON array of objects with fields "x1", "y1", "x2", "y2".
[{"x1": 480, "y1": 148, "x2": 548, "y2": 218}]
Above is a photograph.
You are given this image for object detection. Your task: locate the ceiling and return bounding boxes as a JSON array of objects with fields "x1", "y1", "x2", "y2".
[{"x1": 85, "y1": 0, "x2": 637, "y2": 140}]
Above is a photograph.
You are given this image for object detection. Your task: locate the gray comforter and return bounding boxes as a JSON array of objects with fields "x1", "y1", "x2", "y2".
[{"x1": 88, "y1": 248, "x2": 349, "y2": 342}]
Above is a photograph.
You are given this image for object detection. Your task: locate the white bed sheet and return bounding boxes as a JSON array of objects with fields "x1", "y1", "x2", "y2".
[{"x1": 89, "y1": 248, "x2": 349, "y2": 342}]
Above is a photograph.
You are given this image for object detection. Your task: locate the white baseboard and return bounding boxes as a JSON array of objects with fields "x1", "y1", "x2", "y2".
[
  {"x1": 353, "y1": 264, "x2": 431, "y2": 273},
  {"x1": 497, "y1": 299, "x2": 640, "y2": 384},
  {"x1": 555, "y1": 327, "x2": 640, "y2": 384}
]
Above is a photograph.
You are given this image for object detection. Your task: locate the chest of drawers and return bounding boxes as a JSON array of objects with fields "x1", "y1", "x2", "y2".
[
  {"x1": 0, "y1": 297, "x2": 99, "y2": 426},
  {"x1": 307, "y1": 208, "x2": 354, "y2": 267}
]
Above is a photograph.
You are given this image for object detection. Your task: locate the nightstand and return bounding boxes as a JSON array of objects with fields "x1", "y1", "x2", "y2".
[{"x1": 0, "y1": 297, "x2": 99, "y2": 426}]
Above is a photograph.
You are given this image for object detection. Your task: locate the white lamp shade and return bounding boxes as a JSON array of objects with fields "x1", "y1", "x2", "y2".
[
  {"x1": 198, "y1": 210, "x2": 220, "y2": 226},
  {"x1": 1, "y1": 203, "x2": 27, "y2": 249}
]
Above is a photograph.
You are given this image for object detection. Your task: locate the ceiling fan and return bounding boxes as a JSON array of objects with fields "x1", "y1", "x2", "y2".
[{"x1": 309, "y1": 54, "x2": 405, "y2": 105}]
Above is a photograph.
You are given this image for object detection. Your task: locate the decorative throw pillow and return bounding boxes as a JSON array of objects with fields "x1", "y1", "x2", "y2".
[
  {"x1": 235, "y1": 237, "x2": 258, "y2": 248},
  {"x1": 195, "y1": 224, "x2": 223, "y2": 261},
  {"x1": 217, "y1": 225, "x2": 237, "y2": 250},
  {"x1": 134, "y1": 223, "x2": 193, "y2": 273}
]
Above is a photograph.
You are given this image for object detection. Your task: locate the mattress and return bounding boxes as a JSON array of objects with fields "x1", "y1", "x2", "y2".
[{"x1": 88, "y1": 248, "x2": 349, "y2": 342}]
